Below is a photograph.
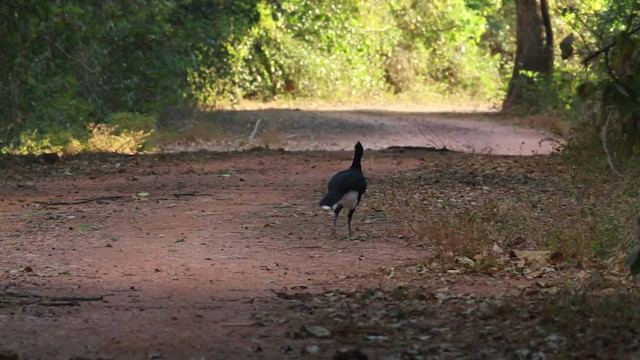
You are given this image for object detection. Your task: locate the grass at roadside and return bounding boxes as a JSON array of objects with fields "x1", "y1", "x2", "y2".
[{"x1": 370, "y1": 151, "x2": 639, "y2": 269}]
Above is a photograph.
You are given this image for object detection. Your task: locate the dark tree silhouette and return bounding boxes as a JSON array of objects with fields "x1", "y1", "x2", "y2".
[{"x1": 503, "y1": 0, "x2": 554, "y2": 110}]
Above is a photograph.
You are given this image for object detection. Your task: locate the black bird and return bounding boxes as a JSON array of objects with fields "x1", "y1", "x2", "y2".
[{"x1": 319, "y1": 141, "x2": 367, "y2": 237}]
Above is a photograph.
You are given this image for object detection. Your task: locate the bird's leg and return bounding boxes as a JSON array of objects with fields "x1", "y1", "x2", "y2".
[
  {"x1": 347, "y1": 209, "x2": 355, "y2": 238},
  {"x1": 332, "y1": 205, "x2": 343, "y2": 235}
]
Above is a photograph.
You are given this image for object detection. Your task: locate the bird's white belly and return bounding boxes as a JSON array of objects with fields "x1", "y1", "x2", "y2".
[{"x1": 336, "y1": 190, "x2": 359, "y2": 210}]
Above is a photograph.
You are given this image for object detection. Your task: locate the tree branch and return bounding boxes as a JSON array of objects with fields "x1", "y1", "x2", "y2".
[
  {"x1": 582, "y1": 24, "x2": 640, "y2": 65},
  {"x1": 34, "y1": 195, "x2": 124, "y2": 205},
  {"x1": 601, "y1": 109, "x2": 624, "y2": 178}
]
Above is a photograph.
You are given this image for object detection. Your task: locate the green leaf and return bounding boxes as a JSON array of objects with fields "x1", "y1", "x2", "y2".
[{"x1": 75, "y1": 224, "x2": 93, "y2": 231}]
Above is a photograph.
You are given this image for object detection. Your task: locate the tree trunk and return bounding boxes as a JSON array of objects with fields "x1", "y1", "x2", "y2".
[{"x1": 502, "y1": 0, "x2": 554, "y2": 110}]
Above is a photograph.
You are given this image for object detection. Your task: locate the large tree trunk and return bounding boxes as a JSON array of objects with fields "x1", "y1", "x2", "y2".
[{"x1": 502, "y1": 0, "x2": 554, "y2": 110}]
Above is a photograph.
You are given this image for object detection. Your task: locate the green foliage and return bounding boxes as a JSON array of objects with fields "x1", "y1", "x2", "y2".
[
  {"x1": 1, "y1": 0, "x2": 509, "y2": 153},
  {"x1": 2, "y1": 131, "x2": 65, "y2": 156},
  {"x1": 513, "y1": 68, "x2": 586, "y2": 115},
  {"x1": 0, "y1": 0, "x2": 258, "y2": 152},
  {"x1": 1, "y1": 112, "x2": 157, "y2": 155},
  {"x1": 105, "y1": 112, "x2": 156, "y2": 135},
  {"x1": 84, "y1": 112, "x2": 157, "y2": 154},
  {"x1": 201, "y1": 0, "x2": 506, "y2": 102},
  {"x1": 388, "y1": 0, "x2": 503, "y2": 97},
  {"x1": 212, "y1": 0, "x2": 389, "y2": 101},
  {"x1": 558, "y1": 0, "x2": 640, "y2": 158}
]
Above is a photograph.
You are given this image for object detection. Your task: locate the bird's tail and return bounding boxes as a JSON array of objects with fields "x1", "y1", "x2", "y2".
[{"x1": 319, "y1": 191, "x2": 342, "y2": 209}]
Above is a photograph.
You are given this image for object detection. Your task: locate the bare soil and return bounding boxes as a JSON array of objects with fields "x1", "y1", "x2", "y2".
[
  {"x1": 0, "y1": 108, "x2": 566, "y2": 360},
  {"x1": 158, "y1": 106, "x2": 562, "y2": 155}
]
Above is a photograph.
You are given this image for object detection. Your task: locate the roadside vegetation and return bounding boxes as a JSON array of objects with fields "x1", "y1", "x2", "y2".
[
  {"x1": 3, "y1": 1, "x2": 637, "y2": 158},
  {"x1": 0, "y1": 0, "x2": 552, "y2": 153}
]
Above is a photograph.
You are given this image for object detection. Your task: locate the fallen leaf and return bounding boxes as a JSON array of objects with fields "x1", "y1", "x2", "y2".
[
  {"x1": 283, "y1": 345, "x2": 300, "y2": 357},
  {"x1": 300, "y1": 325, "x2": 331, "y2": 338},
  {"x1": 365, "y1": 335, "x2": 389, "y2": 341},
  {"x1": 10, "y1": 266, "x2": 33, "y2": 274},
  {"x1": 455, "y1": 256, "x2": 475, "y2": 266},
  {"x1": 513, "y1": 250, "x2": 550, "y2": 265},
  {"x1": 506, "y1": 236, "x2": 527, "y2": 248},
  {"x1": 304, "y1": 344, "x2": 320, "y2": 354},
  {"x1": 75, "y1": 224, "x2": 93, "y2": 231},
  {"x1": 435, "y1": 293, "x2": 454, "y2": 305},
  {"x1": 549, "y1": 251, "x2": 564, "y2": 265},
  {"x1": 529, "y1": 270, "x2": 545, "y2": 278}
]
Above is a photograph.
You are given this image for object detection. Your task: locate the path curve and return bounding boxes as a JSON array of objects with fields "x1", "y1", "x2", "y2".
[{"x1": 160, "y1": 106, "x2": 562, "y2": 155}]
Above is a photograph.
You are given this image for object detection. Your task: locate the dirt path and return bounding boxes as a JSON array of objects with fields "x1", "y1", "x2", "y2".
[
  {"x1": 0, "y1": 108, "x2": 561, "y2": 359},
  {"x1": 0, "y1": 149, "x2": 433, "y2": 359},
  {"x1": 160, "y1": 106, "x2": 561, "y2": 155}
]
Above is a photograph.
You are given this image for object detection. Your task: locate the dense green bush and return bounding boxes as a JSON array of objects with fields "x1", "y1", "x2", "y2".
[
  {"x1": 209, "y1": 0, "x2": 506, "y2": 102},
  {"x1": 0, "y1": 1, "x2": 258, "y2": 152},
  {"x1": 1, "y1": 0, "x2": 508, "y2": 154},
  {"x1": 209, "y1": 0, "x2": 390, "y2": 101},
  {"x1": 558, "y1": 0, "x2": 640, "y2": 160},
  {"x1": 388, "y1": 0, "x2": 504, "y2": 96}
]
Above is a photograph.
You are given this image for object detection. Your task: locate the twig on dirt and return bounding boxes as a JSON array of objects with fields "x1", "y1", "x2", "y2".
[
  {"x1": 384, "y1": 146, "x2": 449, "y2": 152},
  {"x1": 601, "y1": 109, "x2": 624, "y2": 178},
  {"x1": 48, "y1": 295, "x2": 105, "y2": 302},
  {"x1": 1, "y1": 291, "x2": 105, "y2": 306},
  {"x1": 172, "y1": 191, "x2": 197, "y2": 197},
  {"x1": 219, "y1": 321, "x2": 261, "y2": 327},
  {"x1": 416, "y1": 121, "x2": 448, "y2": 149},
  {"x1": 249, "y1": 118, "x2": 262, "y2": 141},
  {"x1": 272, "y1": 290, "x2": 315, "y2": 300},
  {"x1": 538, "y1": 137, "x2": 564, "y2": 151},
  {"x1": 34, "y1": 195, "x2": 124, "y2": 205},
  {"x1": 153, "y1": 192, "x2": 219, "y2": 201},
  {"x1": 39, "y1": 301, "x2": 81, "y2": 306},
  {"x1": 623, "y1": 213, "x2": 640, "y2": 247}
]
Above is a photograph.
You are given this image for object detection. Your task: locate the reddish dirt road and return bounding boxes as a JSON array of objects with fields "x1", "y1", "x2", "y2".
[
  {"x1": 159, "y1": 106, "x2": 561, "y2": 155},
  {"x1": 0, "y1": 108, "x2": 559, "y2": 359},
  {"x1": 0, "y1": 150, "x2": 433, "y2": 359}
]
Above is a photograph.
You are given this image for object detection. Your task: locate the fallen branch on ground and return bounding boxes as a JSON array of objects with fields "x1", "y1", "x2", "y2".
[
  {"x1": 1, "y1": 291, "x2": 106, "y2": 306},
  {"x1": 249, "y1": 118, "x2": 262, "y2": 141},
  {"x1": 384, "y1": 146, "x2": 449, "y2": 152},
  {"x1": 34, "y1": 195, "x2": 124, "y2": 205}
]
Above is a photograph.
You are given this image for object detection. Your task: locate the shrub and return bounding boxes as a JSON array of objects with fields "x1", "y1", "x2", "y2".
[{"x1": 84, "y1": 112, "x2": 157, "y2": 154}]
